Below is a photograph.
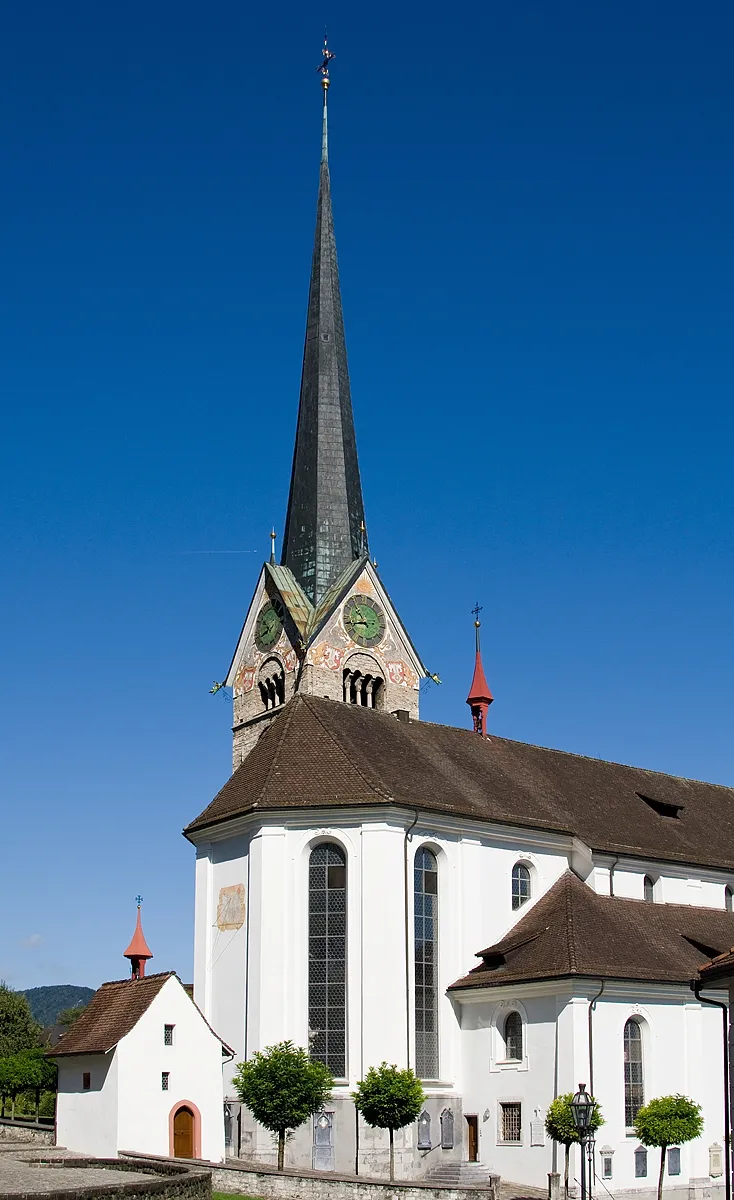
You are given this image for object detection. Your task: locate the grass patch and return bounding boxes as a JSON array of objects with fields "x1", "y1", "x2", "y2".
[{"x1": 213, "y1": 1192, "x2": 266, "y2": 1200}]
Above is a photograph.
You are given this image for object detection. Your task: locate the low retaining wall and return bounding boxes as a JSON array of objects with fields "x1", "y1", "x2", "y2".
[
  {"x1": 123, "y1": 1152, "x2": 498, "y2": 1200},
  {"x1": 6, "y1": 1156, "x2": 211, "y2": 1200},
  {"x1": 0, "y1": 1117, "x2": 55, "y2": 1145}
]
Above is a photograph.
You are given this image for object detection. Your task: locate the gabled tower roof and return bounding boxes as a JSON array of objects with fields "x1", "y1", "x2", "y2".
[{"x1": 281, "y1": 51, "x2": 367, "y2": 604}]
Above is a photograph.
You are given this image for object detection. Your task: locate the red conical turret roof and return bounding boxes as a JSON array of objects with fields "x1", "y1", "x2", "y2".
[
  {"x1": 466, "y1": 614, "x2": 494, "y2": 736},
  {"x1": 124, "y1": 903, "x2": 153, "y2": 978}
]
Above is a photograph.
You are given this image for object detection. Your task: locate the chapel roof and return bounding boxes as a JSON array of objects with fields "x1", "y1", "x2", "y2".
[
  {"x1": 185, "y1": 694, "x2": 734, "y2": 873},
  {"x1": 450, "y1": 870, "x2": 734, "y2": 991},
  {"x1": 49, "y1": 972, "x2": 173, "y2": 1056},
  {"x1": 48, "y1": 972, "x2": 233, "y2": 1057}
]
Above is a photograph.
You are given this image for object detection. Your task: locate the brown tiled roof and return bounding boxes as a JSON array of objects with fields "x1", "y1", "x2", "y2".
[
  {"x1": 699, "y1": 947, "x2": 734, "y2": 983},
  {"x1": 49, "y1": 973, "x2": 173, "y2": 1056},
  {"x1": 450, "y1": 871, "x2": 734, "y2": 990},
  {"x1": 185, "y1": 695, "x2": 734, "y2": 872}
]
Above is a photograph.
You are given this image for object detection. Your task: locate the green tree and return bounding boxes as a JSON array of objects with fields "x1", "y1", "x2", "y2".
[
  {"x1": 232, "y1": 1041, "x2": 333, "y2": 1171},
  {"x1": 57, "y1": 1005, "x2": 87, "y2": 1028},
  {"x1": 545, "y1": 1094, "x2": 604, "y2": 1198},
  {"x1": 634, "y1": 1095, "x2": 703, "y2": 1200},
  {"x1": 0, "y1": 984, "x2": 41, "y2": 1058},
  {"x1": 352, "y1": 1063, "x2": 425, "y2": 1181},
  {"x1": 0, "y1": 1049, "x2": 57, "y2": 1121}
]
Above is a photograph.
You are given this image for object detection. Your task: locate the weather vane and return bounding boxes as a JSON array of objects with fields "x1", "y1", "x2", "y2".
[{"x1": 317, "y1": 32, "x2": 335, "y2": 86}]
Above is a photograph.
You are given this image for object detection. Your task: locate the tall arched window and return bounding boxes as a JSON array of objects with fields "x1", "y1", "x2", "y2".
[
  {"x1": 725, "y1": 886, "x2": 733, "y2": 913},
  {"x1": 414, "y1": 847, "x2": 439, "y2": 1079},
  {"x1": 643, "y1": 875, "x2": 655, "y2": 902},
  {"x1": 624, "y1": 1019, "x2": 644, "y2": 1127},
  {"x1": 309, "y1": 844, "x2": 347, "y2": 1078},
  {"x1": 504, "y1": 1011, "x2": 523, "y2": 1061},
  {"x1": 512, "y1": 863, "x2": 531, "y2": 910}
]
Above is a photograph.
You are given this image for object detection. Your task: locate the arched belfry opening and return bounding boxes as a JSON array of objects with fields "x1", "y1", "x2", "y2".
[
  {"x1": 258, "y1": 658, "x2": 285, "y2": 711},
  {"x1": 342, "y1": 653, "x2": 385, "y2": 709}
]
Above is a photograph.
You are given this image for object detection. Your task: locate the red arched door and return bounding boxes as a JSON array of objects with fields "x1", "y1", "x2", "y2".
[{"x1": 173, "y1": 1106, "x2": 195, "y2": 1158}]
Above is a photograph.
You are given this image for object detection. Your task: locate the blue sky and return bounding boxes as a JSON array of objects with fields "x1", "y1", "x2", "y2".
[{"x1": 1, "y1": 0, "x2": 732, "y2": 991}]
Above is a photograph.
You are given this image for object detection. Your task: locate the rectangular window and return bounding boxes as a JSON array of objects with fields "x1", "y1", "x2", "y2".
[
  {"x1": 668, "y1": 1148, "x2": 681, "y2": 1176},
  {"x1": 82, "y1": 1072, "x2": 91, "y2": 1091},
  {"x1": 161, "y1": 1072, "x2": 170, "y2": 1091},
  {"x1": 500, "y1": 1102, "x2": 522, "y2": 1144},
  {"x1": 635, "y1": 1149, "x2": 648, "y2": 1178},
  {"x1": 164, "y1": 1024, "x2": 174, "y2": 1046},
  {"x1": 602, "y1": 1156, "x2": 613, "y2": 1180}
]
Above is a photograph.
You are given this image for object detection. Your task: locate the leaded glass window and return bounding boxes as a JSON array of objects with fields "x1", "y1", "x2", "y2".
[
  {"x1": 504, "y1": 1011, "x2": 523, "y2": 1061},
  {"x1": 309, "y1": 844, "x2": 347, "y2": 1078},
  {"x1": 415, "y1": 847, "x2": 439, "y2": 1079},
  {"x1": 624, "y1": 1019, "x2": 644, "y2": 1127},
  {"x1": 512, "y1": 864, "x2": 531, "y2": 910}
]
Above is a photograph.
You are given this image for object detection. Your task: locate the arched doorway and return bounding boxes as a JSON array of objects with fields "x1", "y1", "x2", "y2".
[{"x1": 172, "y1": 1106, "x2": 195, "y2": 1158}]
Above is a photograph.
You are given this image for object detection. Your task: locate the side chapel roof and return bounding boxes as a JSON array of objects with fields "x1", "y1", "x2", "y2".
[
  {"x1": 450, "y1": 870, "x2": 734, "y2": 990},
  {"x1": 48, "y1": 972, "x2": 232, "y2": 1057},
  {"x1": 185, "y1": 695, "x2": 734, "y2": 874}
]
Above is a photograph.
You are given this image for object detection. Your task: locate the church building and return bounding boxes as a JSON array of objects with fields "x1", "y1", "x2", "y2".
[{"x1": 184, "y1": 50, "x2": 734, "y2": 1194}]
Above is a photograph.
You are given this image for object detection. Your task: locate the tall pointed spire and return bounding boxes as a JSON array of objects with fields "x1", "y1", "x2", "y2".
[
  {"x1": 123, "y1": 897, "x2": 153, "y2": 980},
  {"x1": 466, "y1": 605, "x2": 494, "y2": 737},
  {"x1": 281, "y1": 38, "x2": 368, "y2": 604}
]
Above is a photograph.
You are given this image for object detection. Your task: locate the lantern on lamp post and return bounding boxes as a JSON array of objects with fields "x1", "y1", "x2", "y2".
[{"x1": 571, "y1": 1084, "x2": 595, "y2": 1200}]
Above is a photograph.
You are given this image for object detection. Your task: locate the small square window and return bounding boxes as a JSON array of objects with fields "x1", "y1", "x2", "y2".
[
  {"x1": 500, "y1": 1102, "x2": 522, "y2": 1143},
  {"x1": 161, "y1": 1072, "x2": 170, "y2": 1091},
  {"x1": 635, "y1": 1149, "x2": 648, "y2": 1178},
  {"x1": 602, "y1": 1156, "x2": 613, "y2": 1180},
  {"x1": 82, "y1": 1072, "x2": 91, "y2": 1091},
  {"x1": 668, "y1": 1148, "x2": 681, "y2": 1176},
  {"x1": 164, "y1": 1024, "x2": 174, "y2": 1046}
]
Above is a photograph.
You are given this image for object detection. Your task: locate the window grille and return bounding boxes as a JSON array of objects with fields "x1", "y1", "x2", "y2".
[
  {"x1": 643, "y1": 875, "x2": 655, "y2": 902},
  {"x1": 500, "y1": 1102, "x2": 522, "y2": 1143},
  {"x1": 440, "y1": 1109, "x2": 454, "y2": 1149},
  {"x1": 726, "y1": 886, "x2": 733, "y2": 913},
  {"x1": 635, "y1": 1148, "x2": 648, "y2": 1178},
  {"x1": 164, "y1": 1024, "x2": 174, "y2": 1046},
  {"x1": 309, "y1": 844, "x2": 347, "y2": 1078},
  {"x1": 504, "y1": 1011, "x2": 523, "y2": 1061},
  {"x1": 161, "y1": 1072, "x2": 170, "y2": 1091},
  {"x1": 511, "y1": 864, "x2": 531, "y2": 910},
  {"x1": 417, "y1": 1111, "x2": 431, "y2": 1149},
  {"x1": 414, "y1": 847, "x2": 439, "y2": 1079},
  {"x1": 82, "y1": 1072, "x2": 90, "y2": 1090},
  {"x1": 624, "y1": 1019, "x2": 644, "y2": 1126}
]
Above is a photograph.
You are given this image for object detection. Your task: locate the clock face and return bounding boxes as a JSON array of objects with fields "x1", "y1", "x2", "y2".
[
  {"x1": 255, "y1": 598, "x2": 284, "y2": 651},
  {"x1": 343, "y1": 593, "x2": 386, "y2": 648}
]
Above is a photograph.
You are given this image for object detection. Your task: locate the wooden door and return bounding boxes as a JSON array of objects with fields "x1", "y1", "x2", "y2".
[
  {"x1": 173, "y1": 1107, "x2": 194, "y2": 1158},
  {"x1": 466, "y1": 1115, "x2": 479, "y2": 1162}
]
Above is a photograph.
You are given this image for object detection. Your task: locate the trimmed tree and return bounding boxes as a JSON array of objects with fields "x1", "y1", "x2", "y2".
[
  {"x1": 545, "y1": 1093, "x2": 604, "y2": 1198},
  {"x1": 634, "y1": 1095, "x2": 703, "y2": 1200},
  {"x1": 232, "y1": 1041, "x2": 333, "y2": 1171},
  {"x1": 352, "y1": 1063, "x2": 425, "y2": 1181}
]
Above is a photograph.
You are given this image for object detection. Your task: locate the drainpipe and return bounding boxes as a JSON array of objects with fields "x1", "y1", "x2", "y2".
[
  {"x1": 404, "y1": 809, "x2": 419, "y2": 1067},
  {"x1": 609, "y1": 857, "x2": 620, "y2": 897},
  {"x1": 588, "y1": 981, "x2": 605, "y2": 1097},
  {"x1": 693, "y1": 982, "x2": 731, "y2": 1200}
]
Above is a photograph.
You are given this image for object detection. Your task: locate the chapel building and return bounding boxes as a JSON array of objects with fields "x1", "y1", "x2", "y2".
[{"x1": 185, "y1": 56, "x2": 734, "y2": 1195}]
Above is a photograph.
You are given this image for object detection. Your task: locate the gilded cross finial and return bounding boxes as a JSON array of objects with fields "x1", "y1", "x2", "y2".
[
  {"x1": 135, "y1": 895, "x2": 143, "y2": 908},
  {"x1": 471, "y1": 601, "x2": 483, "y2": 628},
  {"x1": 317, "y1": 32, "x2": 335, "y2": 90},
  {"x1": 269, "y1": 529, "x2": 277, "y2": 564}
]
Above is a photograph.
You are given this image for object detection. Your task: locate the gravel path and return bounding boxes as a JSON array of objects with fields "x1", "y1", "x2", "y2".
[{"x1": 0, "y1": 1146, "x2": 153, "y2": 1195}]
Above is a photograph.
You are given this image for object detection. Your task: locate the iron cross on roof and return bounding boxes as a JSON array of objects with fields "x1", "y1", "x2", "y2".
[{"x1": 135, "y1": 895, "x2": 143, "y2": 908}]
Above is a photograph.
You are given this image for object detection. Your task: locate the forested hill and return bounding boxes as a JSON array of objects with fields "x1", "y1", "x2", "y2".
[{"x1": 23, "y1": 985, "x2": 95, "y2": 1026}]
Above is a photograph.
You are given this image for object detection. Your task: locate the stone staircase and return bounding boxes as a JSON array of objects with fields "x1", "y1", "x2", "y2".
[{"x1": 425, "y1": 1161, "x2": 496, "y2": 1187}]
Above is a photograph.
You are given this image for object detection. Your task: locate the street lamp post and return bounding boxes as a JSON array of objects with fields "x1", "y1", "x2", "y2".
[{"x1": 571, "y1": 1084, "x2": 595, "y2": 1200}]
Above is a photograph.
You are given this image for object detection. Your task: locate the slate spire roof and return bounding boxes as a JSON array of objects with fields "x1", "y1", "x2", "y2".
[{"x1": 280, "y1": 75, "x2": 367, "y2": 604}]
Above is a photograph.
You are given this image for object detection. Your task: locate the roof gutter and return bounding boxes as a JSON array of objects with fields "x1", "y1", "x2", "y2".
[{"x1": 693, "y1": 980, "x2": 730, "y2": 1200}]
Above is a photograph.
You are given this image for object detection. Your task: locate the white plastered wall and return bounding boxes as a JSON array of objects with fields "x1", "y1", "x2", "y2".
[{"x1": 55, "y1": 1052, "x2": 119, "y2": 1157}]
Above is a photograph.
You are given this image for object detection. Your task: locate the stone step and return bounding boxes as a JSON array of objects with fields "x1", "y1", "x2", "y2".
[{"x1": 426, "y1": 1162, "x2": 494, "y2": 1185}]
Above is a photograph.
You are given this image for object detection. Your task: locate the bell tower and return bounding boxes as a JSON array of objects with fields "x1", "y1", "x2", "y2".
[{"x1": 223, "y1": 43, "x2": 426, "y2": 767}]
